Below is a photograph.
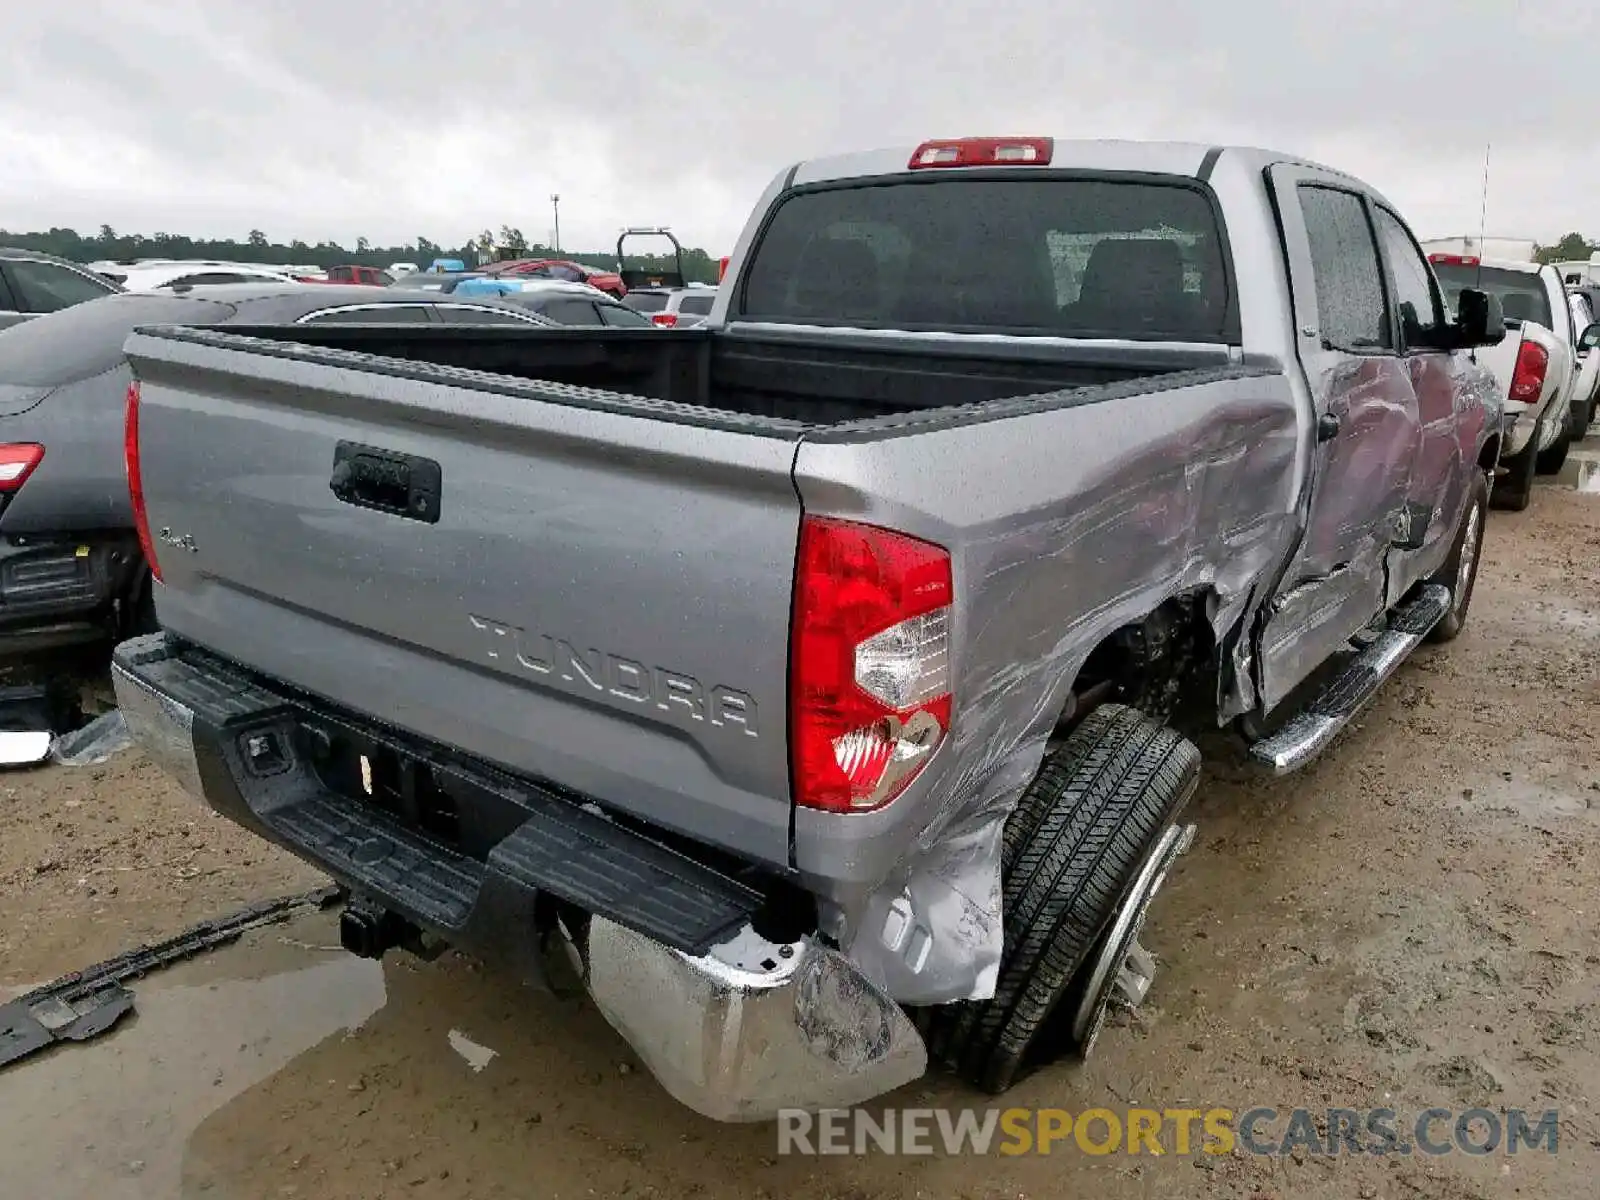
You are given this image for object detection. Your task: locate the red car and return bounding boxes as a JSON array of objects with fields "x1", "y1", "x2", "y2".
[
  {"x1": 479, "y1": 259, "x2": 626, "y2": 298},
  {"x1": 297, "y1": 264, "x2": 393, "y2": 286}
]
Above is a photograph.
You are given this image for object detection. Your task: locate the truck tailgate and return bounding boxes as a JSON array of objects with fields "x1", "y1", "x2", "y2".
[{"x1": 125, "y1": 329, "x2": 803, "y2": 867}]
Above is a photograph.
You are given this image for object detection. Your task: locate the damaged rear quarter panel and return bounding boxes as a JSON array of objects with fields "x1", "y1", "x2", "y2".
[{"x1": 790, "y1": 366, "x2": 1301, "y2": 1001}]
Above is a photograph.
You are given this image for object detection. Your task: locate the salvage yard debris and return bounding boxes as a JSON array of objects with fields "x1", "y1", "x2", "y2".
[{"x1": 0, "y1": 883, "x2": 339, "y2": 1070}]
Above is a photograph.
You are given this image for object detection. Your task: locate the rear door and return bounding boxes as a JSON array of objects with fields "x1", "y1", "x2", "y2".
[
  {"x1": 1257, "y1": 166, "x2": 1423, "y2": 711},
  {"x1": 1369, "y1": 204, "x2": 1480, "y2": 594}
]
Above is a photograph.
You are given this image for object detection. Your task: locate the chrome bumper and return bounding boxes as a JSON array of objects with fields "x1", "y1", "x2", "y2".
[{"x1": 586, "y1": 918, "x2": 927, "y2": 1121}]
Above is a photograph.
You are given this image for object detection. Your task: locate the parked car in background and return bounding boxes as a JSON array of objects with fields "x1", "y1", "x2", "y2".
[
  {"x1": 1421, "y1": 235, "x2": 1539, "y2": 263},
  {"x1": 450, "y1": 278, "x2": 653, "y2": 325},
  {"x1": 0, "y1": 283, "x2": 550, "y2": 661},
  {"x1": 0, "y1": 248, "x2": 122, "y2": 331},
  {"x1": 1554, "y1": 252, "x2": 1600, "y2": 286},
  {"x1": 387, "y1": 271, "x2": 486, "y2": 294},
  {"x1": 389, "y1": 262, "x2": 420, "y2": 277},
  {"x1": 1569, "y1": 290, "x2": 1600, "y2": 439},
  {"x1": 622, "y1": 286, "x2": 718, "y2": 327},
  {"x1": 478, "y1": 258, "x2": 628, "y2": 298},
  {"x1": 312, "y1": 265, "x2": 394, "y2": 286},
  {"x1": 1430, "y1": 253, "x2": 1578, "y2": 505},
  {"x1": 116, "y1": 137, "x2": 1504, "y2": 1121},
  {"x1": 113, "y1": 262, "x2": 302, "y2": 291}
]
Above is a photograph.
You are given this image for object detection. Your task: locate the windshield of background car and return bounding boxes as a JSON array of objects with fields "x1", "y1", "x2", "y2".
[
  {"x1": 738, "y1": 176, "x2": 1236, "y2": 340},
  {"x1": 0, "y1": 293, "x2": 233, "y2": 385},
  {"x1": 1432, "y1": 264, "x2": 1554, "y2": 331}
]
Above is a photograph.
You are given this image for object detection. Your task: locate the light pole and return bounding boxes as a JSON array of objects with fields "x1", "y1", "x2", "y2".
[{"x1": 550, "y1": 194, "x2": 561, "y2": 254}]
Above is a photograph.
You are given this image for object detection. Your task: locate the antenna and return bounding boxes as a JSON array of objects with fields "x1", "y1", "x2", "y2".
[{"x1": 1476, "y1": 142, "x2": 1490, "y2": 291}]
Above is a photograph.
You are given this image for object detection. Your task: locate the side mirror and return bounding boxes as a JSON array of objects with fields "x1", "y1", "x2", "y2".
[
  {"x1": 1452, "y1": 288, "x2": 1506, "y2": 349},
  {"x1": 1580, "y1": 322, "x2": 1600, "y2": 353}
]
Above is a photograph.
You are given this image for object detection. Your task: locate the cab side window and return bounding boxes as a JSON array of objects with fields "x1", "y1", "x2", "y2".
[
  {"x1": 1372, "y1": 207, "x2": 1447, "y2": 348},
  {"x1": 1297, "y1": 185, "x2": 1392, "y2": 351}
]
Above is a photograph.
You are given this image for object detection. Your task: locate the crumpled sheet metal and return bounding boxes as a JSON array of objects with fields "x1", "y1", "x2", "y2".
[{"x1": 792, "y1": 367, "x2": 1305, "y2": 1004}]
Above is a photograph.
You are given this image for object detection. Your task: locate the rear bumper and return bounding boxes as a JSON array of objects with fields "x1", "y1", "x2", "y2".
[
  {"x1": 111, "y1": 632, "x2": 926, "y2": 1121},
  {"x1": 0, "y1": 534, "x2": 141, "y2": 656}
]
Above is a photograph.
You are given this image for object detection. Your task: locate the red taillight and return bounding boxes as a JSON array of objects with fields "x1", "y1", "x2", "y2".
[
  {"x1": 908, "y1": 136, "x2": 1054, "y2": 170},
  {"x1": 1509, "y1": 340, "x2": 1549, "y2": 403},
  {"x1": 1428, "y1": 253, "x2": 1480, "y2": 267},
  {"x1": 0, "y1": 443, "x2": 44, "y2": 493},
  {"x1": 651, "y1": 312, "x2": 679, "y2": 327},
  {"x1": 717, "y1": 256, "x2": 730, "y2": 282},
  {"x1": 790, "y1": 516, "x2": 953, "y2": 813},
  {"x1": 125, "y1": 382, "x2": 161, "y2": 582}
]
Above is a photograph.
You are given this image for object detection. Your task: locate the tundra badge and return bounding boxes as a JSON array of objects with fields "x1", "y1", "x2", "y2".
[{"x1": 158, "y1": 528, "x2": 198, "y2": 553}]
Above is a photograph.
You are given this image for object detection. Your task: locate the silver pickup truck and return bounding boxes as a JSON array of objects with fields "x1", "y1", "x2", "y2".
[{"x1": 112, "y1": 138, "x2": 1505, "y2": 1121}]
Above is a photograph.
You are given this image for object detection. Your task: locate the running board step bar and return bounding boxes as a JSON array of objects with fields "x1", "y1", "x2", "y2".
[{"x1": 1248, "y1": 583, "x2": 1451, "y2": 775}]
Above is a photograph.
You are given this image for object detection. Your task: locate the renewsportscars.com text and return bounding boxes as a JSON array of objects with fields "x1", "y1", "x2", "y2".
[{"x1": 776, "y1": 1106, "x2": 1560, "y2": 1157}]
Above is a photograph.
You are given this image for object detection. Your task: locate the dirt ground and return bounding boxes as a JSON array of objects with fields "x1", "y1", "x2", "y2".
[{"x1": 1, "y1": 475, "x2": 1597, "y2": 1200}]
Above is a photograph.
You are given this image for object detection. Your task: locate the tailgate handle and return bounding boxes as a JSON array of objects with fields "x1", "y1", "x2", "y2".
[{"x1": 330, "y1": 441, "x2": 441, "y2": 524}]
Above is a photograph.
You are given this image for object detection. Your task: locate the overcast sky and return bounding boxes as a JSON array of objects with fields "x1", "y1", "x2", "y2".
[{"x1": 3, "y1": 0, "x2": 1596, "y2": 254}]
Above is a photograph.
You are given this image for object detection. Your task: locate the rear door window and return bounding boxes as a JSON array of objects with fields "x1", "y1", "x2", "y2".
[
  {"x1": 6, "y1": 259, "x2": 116, "y2": 313},
  {"x1": 539, "y1": 298, "x2": 606, "y2": 325},
  {"x1": 1296, "y1": 186, "x2": 1392, "y2": 351},
  {"x1": 739, "y1": 177, "x2": 1235, "y2": 340},
  {"x1": 678, "y1": 294, "x2": 715, "y2": 316},
  {"x1": 597, "y1": 303, "x2": 653, "y2": 326},
  {"x1": 300, "y1": 304, "x2": 434, "y2": 323},
  {"x1": 432, "y1": 305, "x2": 540, "y2": 325}
]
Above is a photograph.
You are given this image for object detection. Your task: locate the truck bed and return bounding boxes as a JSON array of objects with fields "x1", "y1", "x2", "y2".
[{"x1": 184, "y1": 323, "x2": 1233, "y2": 425}]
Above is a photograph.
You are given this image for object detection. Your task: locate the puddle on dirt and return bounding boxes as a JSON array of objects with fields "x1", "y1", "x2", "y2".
[
  {"x1": 0, "y1": 912, "x2": 385, "y2": 1200},
  {"x1": 1574, "y1": 456, "x2": 1600, "y2": 495},
  {"x1": 1451, "y1": 775, "x2": 1596, "y2": 819},
  {"x1": 1549, "y1": 605, "x2": 1600, "y2": 638}
]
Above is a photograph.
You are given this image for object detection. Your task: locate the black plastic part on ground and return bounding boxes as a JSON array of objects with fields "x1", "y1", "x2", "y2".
[{"x1": 0, "y1": 883, "x2": 340, "y2": 1071}]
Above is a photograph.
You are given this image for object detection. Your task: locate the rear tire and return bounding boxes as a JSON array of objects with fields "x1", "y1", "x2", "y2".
[
  {"x1": 925, "y1": 704, "x2": 1200, "y2": 1094},
  {"x1": 1426, "y1": 472, "x2": 1488, "y2": 644},
  {"x1": 1491, "y1": 441, "x2": 1536, "y2": 511},
  {"x1": 1573, "y1": 399, "x2": 1593, "y2": 444}
]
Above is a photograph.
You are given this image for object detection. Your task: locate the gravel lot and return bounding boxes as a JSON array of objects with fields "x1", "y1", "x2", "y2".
[{"x1": 2, "y1": 470, "x2": 1596, "y2": 1200}]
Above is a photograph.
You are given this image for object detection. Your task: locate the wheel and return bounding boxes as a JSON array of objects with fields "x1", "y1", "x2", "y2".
[
  {"x1": 1426, "y1": 471, "x2": 1488, "y2": 644},
  {"x1": 925, "y1": 704, "x2": 1201, "y2": 1094},
  {"x1": 1536, "y1": 432, "x2": 1570, "y2": 475},
  {"x1": 1491, "y1": 441, "x2": 1536, "y2": 511},
  {"x1": 1574, "y1": 398, "x2": 1593, "y2": 444}
]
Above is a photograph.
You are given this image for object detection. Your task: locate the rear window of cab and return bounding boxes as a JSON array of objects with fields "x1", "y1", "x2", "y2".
[{"x1": 737, "y1": 176, "x2": 1235, "y2": 342}]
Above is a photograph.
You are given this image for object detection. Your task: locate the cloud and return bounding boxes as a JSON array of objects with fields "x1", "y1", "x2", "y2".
[{"x1": 3, "y1": 0, "x2": 1597, "y2": 252}]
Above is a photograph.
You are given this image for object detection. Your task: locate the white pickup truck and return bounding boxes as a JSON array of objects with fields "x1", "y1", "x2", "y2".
[{"x1": 1430, "y1": 253, "x2": 1579, "y2": 509}]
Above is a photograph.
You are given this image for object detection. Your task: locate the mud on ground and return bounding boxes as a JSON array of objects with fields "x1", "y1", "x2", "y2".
[{"x1": 1, "y1": 481, "x2": 1597, "y2": 1200}]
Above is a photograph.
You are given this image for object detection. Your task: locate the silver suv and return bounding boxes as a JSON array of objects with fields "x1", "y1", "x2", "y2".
[{"x1": 621, "y1": 285, "x2": 718, "y2": 327}]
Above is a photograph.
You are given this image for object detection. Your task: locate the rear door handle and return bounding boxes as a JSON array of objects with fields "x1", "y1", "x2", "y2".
[{"x1": 330, "y1": 441, "x2": 442, "y2": 524}]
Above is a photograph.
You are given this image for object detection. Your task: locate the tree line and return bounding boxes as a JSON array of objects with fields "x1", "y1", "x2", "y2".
[
  {"x1": 1534, "y1": 233, "x2": 1599, "y2": 265},
  {"x1": 0, "y1": 224, "x2": 722, "y2": 283}
]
